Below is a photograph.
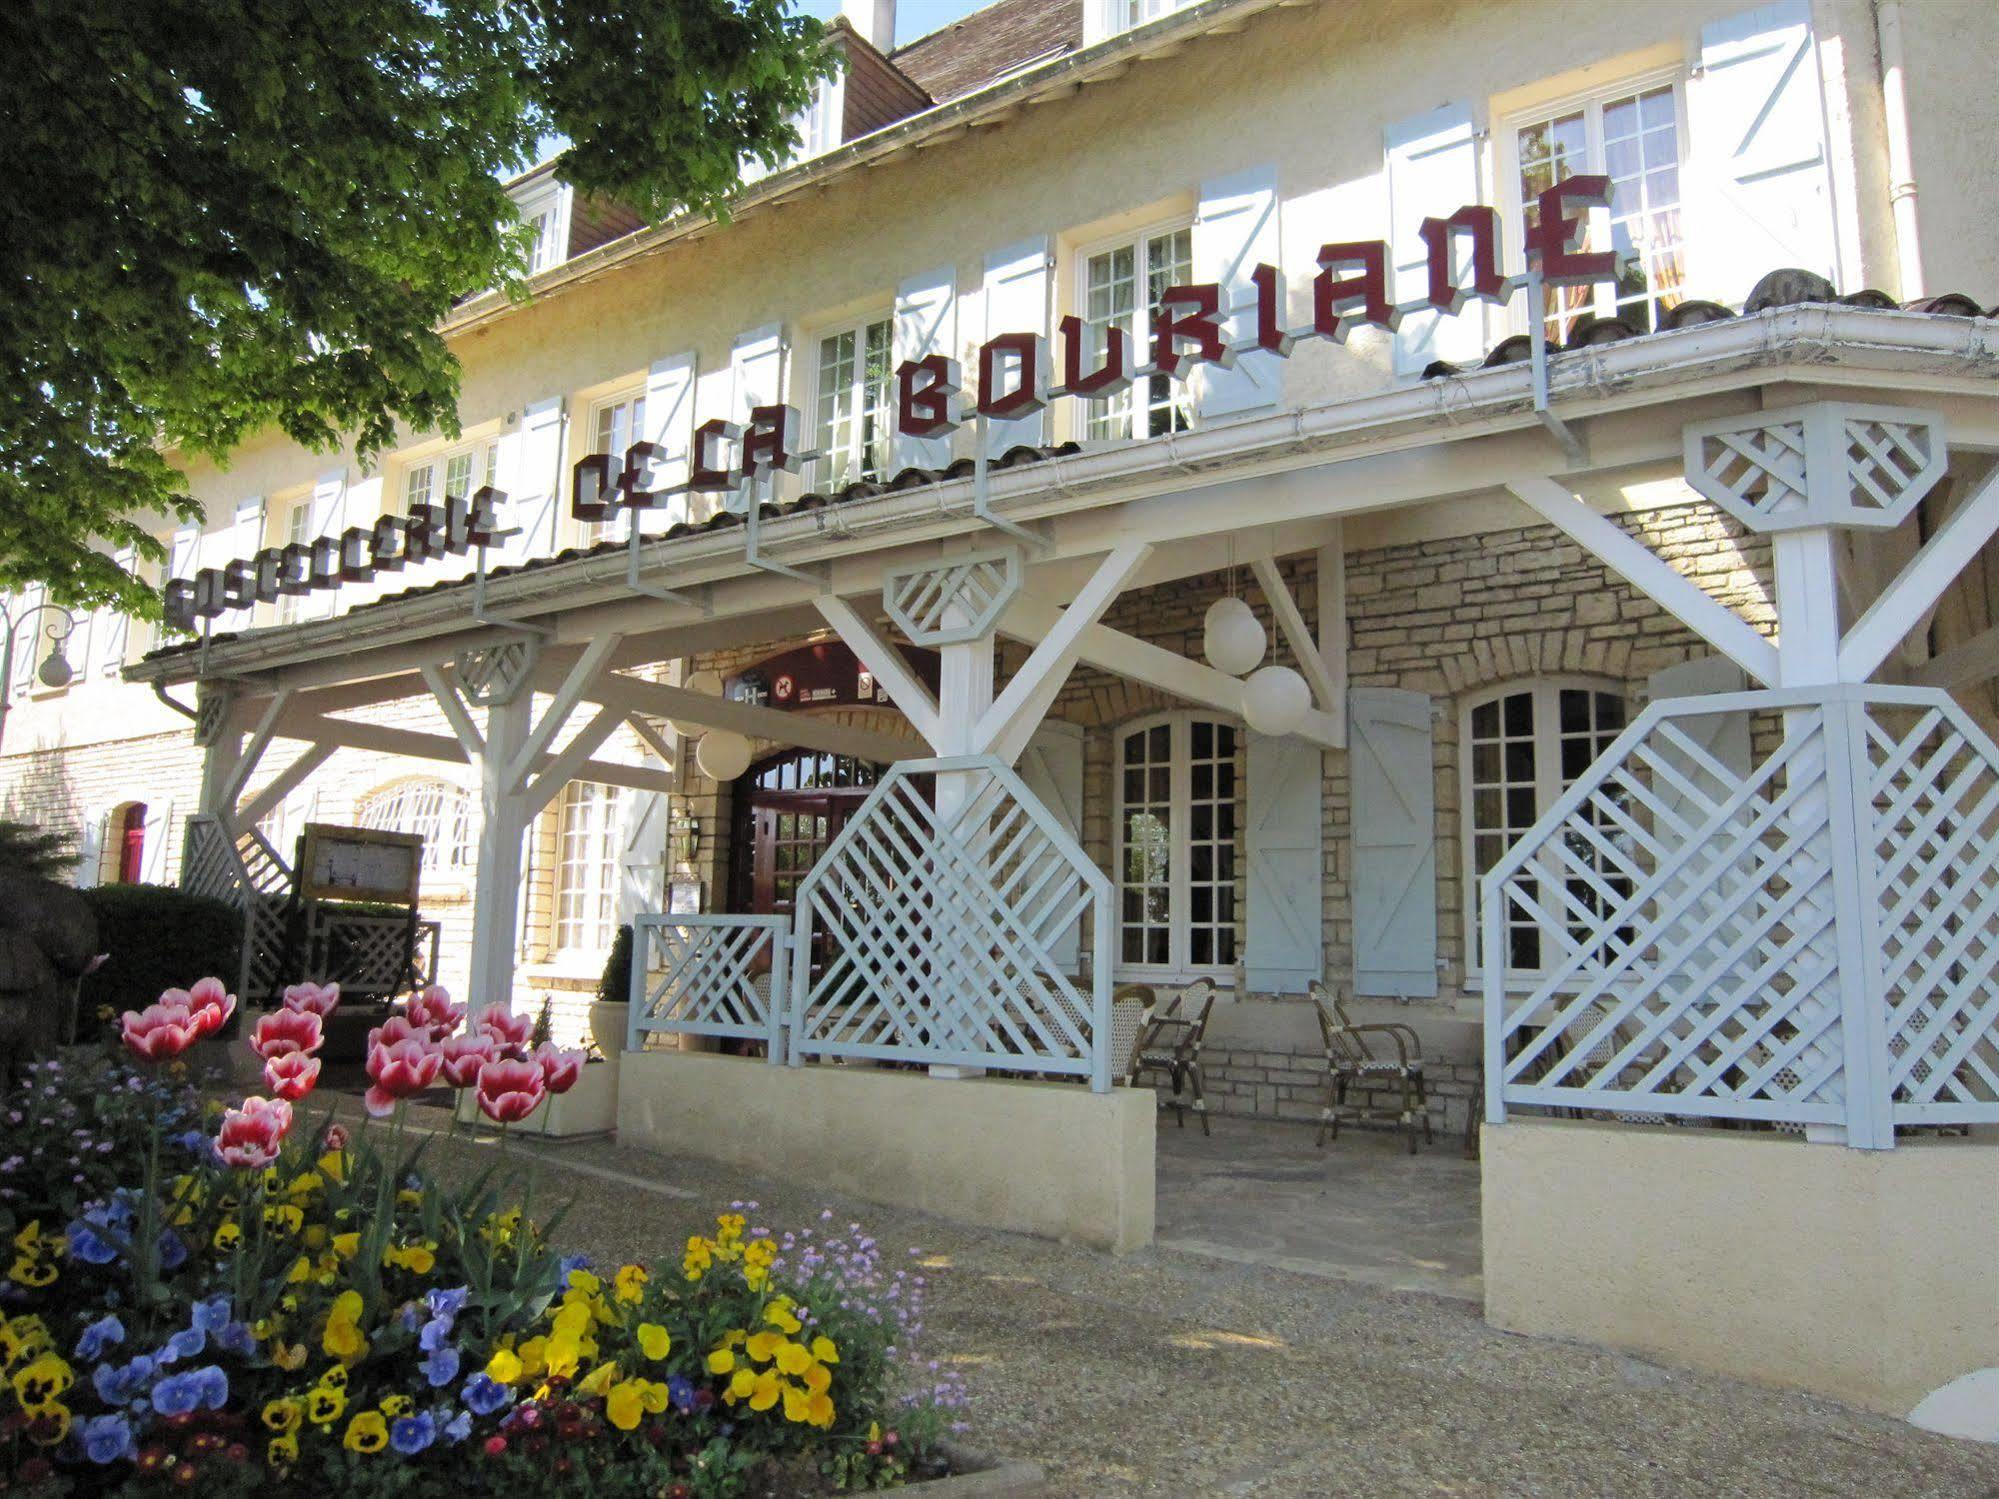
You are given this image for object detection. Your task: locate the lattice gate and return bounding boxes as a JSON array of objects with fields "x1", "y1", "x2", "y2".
[{"x1": 788, "y1": 755, "x2": 1115, "y2": 1089}]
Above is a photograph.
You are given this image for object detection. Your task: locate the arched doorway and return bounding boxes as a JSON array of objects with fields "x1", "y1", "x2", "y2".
[
  {"x1": 728, "y1": 749, "x2": 883, "y2": 921},
  {"x1": 116, "y1": 802, "x2": 147, "y2": 884}
]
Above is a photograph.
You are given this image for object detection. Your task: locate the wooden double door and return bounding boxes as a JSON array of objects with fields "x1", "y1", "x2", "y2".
[{"x1": 729, "y1": 750, "x2": 885, "y2": 923}]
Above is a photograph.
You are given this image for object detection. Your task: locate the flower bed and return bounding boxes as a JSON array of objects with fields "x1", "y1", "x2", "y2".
[{"x1": 0, "y1": 979, "x2": 968, "y2": 1495}]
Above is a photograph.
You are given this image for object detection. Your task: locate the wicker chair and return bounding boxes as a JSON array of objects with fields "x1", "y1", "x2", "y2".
[
  {"x1": 1130, "y1": 978, "x2": 1218, "y2": 1134},
  {"x1": 1108, "y1": 984, "x2": 1158, "y2": 1084},
  {"x1": 1308, "y1": 980, "x2": 1431, "y2": 1153}
]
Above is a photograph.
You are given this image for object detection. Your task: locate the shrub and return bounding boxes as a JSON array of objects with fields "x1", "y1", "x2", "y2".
[
  {"x1": 77, "y1": 886, "x2": 243, "y2": 1024},
  {"x1": 0, "y1": 821, "x2": 74, "y2": 881},
  {"x1": 597, "y1": 925, "x2": 635, "y2": 1007}
]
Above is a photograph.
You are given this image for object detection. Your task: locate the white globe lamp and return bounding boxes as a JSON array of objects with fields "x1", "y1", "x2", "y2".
[
  {"x1": 1241, "y1": 665, "x2": 1311, "y2": 738},
  {"x1": 694, "y1": 730, "x2": 753, "y2": 783},
  {"x1": 1202, "y1": 597, "x2": 1266, "y2": 676},
  {"x1": 669, "y1": 669, "x2": 725, "y2": 737}
]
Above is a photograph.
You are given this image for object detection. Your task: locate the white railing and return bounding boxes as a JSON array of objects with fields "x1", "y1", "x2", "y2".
[
  {"x1": 1484, "y1": 684, "x2": 1999, "y2": 1145},
  {"x1": 629, "y1": 914, "x2": 789, "y2": 1059},
  {"x1": 788, "y1": 756, "x2": 1115, "y2": 1089}
]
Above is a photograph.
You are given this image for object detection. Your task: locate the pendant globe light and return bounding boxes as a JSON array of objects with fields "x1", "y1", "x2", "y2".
[
  {"x1": 694, "y1": 730, "x2": 753, "y2": 783},
  {"x1": 1241, "y1": 663, "x2": 1312, "y2": 738},
  {"x1": 1202, "y1": 540, "x2": 1266, "y2": 676}
]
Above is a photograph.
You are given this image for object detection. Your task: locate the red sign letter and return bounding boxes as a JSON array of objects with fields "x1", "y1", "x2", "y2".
[
  {"x1": 897, "y1": 355, "x2": 961, "y2": 438},
  {"x1": 1251, "y1": 263, "x2": 1293, "y2": 356},
  {"x1": 1419, "y1": 205, "x2": 1507, "y2": 314},
  {"x1": 689, "y1": 419, "x2": 741, "y2": 493},
  {"x1": 1525, "y1": 175, "x2": 1616, "y2": 285},
  {"x1": 1313, "y1": 242, "x2": 1396, "y2": 343},
  {"x1": 741, "y1": 404, "x2": 802, "y2": 478},
  {"x1": 1057, "y1": 313, "x2": 1131, "y2": 398},
  {"x1": 1151, "y1": 283, "x2": 1231, "y2": 380},
  {"x1": 976, "y1": 333, "x2": 1048, "y2": 421}
]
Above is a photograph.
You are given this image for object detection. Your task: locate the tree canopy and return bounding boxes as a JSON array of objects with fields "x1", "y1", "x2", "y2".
[{"x1": 0, "y1": 0, "x2": 833, "y2": 616}]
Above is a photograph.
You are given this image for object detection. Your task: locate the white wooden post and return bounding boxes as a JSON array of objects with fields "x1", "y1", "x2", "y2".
[{"x1": 469, "y1": 693, "x2": 531, "y2": 1016}]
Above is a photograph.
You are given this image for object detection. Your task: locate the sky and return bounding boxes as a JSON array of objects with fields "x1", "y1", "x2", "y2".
[{"x1": 794, "y1": 0, "x2": 993, "y2": 49}]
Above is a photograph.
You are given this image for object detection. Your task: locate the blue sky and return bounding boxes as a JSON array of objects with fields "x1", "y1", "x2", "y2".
[{"x1": 794, "y1": 0, "x2": 993, "y2": 49}]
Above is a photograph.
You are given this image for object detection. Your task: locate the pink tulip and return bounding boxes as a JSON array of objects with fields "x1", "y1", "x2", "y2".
[
  {"x1": 321, "y1": 1123, "x2": 350, "y2": 1153},
  {"x1": 532, "y1": 1043, "x2": 585, "y2": 1097},
  {"x1": 215, "y1": 1096, "x2": 292, "y2": 1169},
  {"x1": 477, "y1": 1008, "x2": 533, "y2": 1058},
  {"x1": 281, "y1": 981, "x2": 341, "y2": 1018},
  {"x1": 185, "y1": 978, "x2": 236, "y2": 1038},
  {"x1": 262, "y1": 1051, "x2": 321, "y2": 1103},
  {"x1": 436, "y1": 1032, "x2": 496, "y2": 1089},
  {"x1": 247, "y1": 1008, "x2": 323, "y2": 1061},
  {"x1": 363, "y1": 1035, "x2": 442, "y2": 1116},
  {"x1": 475, "y1": 1059, "x2": 546, "y2": 1124},
  {"x1": 367, "y1": 1014, "x2": 431, "y2": 1052},
  {"x1": 120, "y1": 1002, "x2": 200, "y2": 1062},
  {"x1": 407, "y1": 985, "x2": 465, "y2": 1040}
]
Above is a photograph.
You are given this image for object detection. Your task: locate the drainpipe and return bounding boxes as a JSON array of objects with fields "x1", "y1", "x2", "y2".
[{"x1": 1874, "y1": 0, "x2": 1925, "y2": 300}]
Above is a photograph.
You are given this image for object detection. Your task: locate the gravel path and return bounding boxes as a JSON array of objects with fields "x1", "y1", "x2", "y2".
[{"x1": 388, "y1": 1111, "x2": 1999, "y2": 1499}]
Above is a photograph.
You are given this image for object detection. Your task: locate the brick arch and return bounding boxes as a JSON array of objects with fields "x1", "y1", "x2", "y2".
[{"x1": 1437, "y1": 629, "x2": 1635, "y2": 699}]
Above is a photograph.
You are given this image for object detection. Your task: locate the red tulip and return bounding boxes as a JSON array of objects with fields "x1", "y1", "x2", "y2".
[
  {"x1": 183, "y1": 978, "x2": 237, "y2": 1038},
  {"x1": 475, "y1": 1059, "x2": 546, "y2": 1123},
  {"x1": 367, "y1": 1014, "x2": 431, "y2": 1052},
  {"x1": 533, "y1": 1043, "x2": 585, "y2": 1097},
  {"x1": 121, "y1": 1002, "x2": 200, "y2": 1062},
  {"x1": 262, "y1": 1051, "x2": 321, "y2": 1102},
  {"x1": 436, "y1": 1032, "x2": 496, "y2": 1089},
  {"x1": 364, "y1": 1037, "x2": 442, "y2": 1117},
  {"x1": 281, "y1": 981, "x2": 341, "y2": 1018},
  {"x1": 408, "y1": 984, "x2": 465, "y2": 1040},
  {"x1": 247, "y1": 1008, "x2": 323, "y2": 1061},
  {"x1": 215, "y1": 1096, "x2": 293, "y2": 1169},
  {"x1": 478, "y1": 1007, "x2": 534, "y2": 1058}
]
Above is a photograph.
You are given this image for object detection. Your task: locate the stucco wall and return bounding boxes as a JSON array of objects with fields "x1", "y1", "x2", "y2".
[{"x1": 1482, "y1": 1118, "x2": 1999, "y2": 1415}]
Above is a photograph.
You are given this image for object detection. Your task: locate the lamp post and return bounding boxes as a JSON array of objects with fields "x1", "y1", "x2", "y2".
[{"x1": 0, "y1": 600, "x2": 78, "y2": 755}]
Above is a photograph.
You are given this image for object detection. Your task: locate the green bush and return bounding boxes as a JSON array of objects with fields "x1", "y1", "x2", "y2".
[
  {"x1": 77, "y1": 883, "x2": 244, "y2": 1026},
  {"x1": 598, "y1": 923, "x2": 635, "y2": 1005}
]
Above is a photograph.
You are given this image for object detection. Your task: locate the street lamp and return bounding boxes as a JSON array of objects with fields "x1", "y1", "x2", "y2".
[{"x1": 0, "y1": 600, "x2": 79, "y2": 754}]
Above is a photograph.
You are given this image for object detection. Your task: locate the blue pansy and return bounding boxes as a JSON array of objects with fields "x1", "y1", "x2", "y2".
[
  {"x1": 461, "y1": 1373, "x2": 509, "y2": 1416},
  {"x1": 427, "y1": 1287, "x2": 470, "y2": 1321},
  {"x1": 213, "y1": 1320, "x2": 255, "y2": 1357},
  {"x1": 420, "y1": 1345, "x2": 460, "y2": 1388},
  {"x1": 92, "y1": 1354, "x2": 156, "y2": 1408},
  {"x1": 156, "y1": 1231, "x2": 187, "y2": 1272},
  {"x1": 557, "y1": 1253, "x2": 593, "y2": 1279},
  {"x1": 390, "y1": 1411, "x2": 437, "y2": 1455},
  {"x1": 667, "y1": 1375, "x2": 695, "y2": 1413},
  {"x1": 442, "y1": 1409, "x2": 472, "y2": 1444},
  {"x1": 64, "y1": 1223, "x2": 120, "y2": 1266},
  {"x1": 74, "y1": 1314, "x2": 125, "y2": 1361},
  {"x1": 152, "y1": 1364, "x2": 228, "y2": 1417},
  {"x1": 79, "y1": 1413, "x2": 136, "y2": 1464}
]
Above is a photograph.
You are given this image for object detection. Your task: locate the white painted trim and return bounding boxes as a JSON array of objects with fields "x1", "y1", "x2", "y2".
[
  {"x1": 1839, "y1": 463, "x2": 1999, "y2": 682},
  {"x1": 1111, "y1": 708, "x2": 1244, "y2": 982},
  {"x1": 813, "y1": 595, "x2": 943, "y2": 748},
  {"x1": 1249, "y1": 556, "x2": 1340, "y2": 714}
]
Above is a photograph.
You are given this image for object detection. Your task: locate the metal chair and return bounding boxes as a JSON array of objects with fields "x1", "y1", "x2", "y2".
[
  {"x1": 1131, "y1": 978, "x2": 1217, "y2": 1134},
  {"x1": 1108, "y1": 984, "x2": 1157, "y2": 1084},
  {"x1": 1308, "y1": 980, "x2": 1431, "y2": 1153}
]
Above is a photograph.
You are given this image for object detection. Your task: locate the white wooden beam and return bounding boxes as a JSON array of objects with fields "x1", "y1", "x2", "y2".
[
  {"x1": 1840, "y1": 464, "x2": 1999, "y2": 682},
  {"x1": 1251, "y1": 555, "x2": 1342, "y2": 716},
  {"x1": 419, "y1": 663, "x2": 484, "y2": 757},
  {"x1": 1507, "y1": 478, "x2": 1781, "y2": 686},
  {"x1": 975, "y1": 543, "x2": 1152, "y2": 763},
  {"x1": 813, "y1": 596, "x2": 944, "y2": 749},
  {"x1": 219, "y1": 688, "x2": 293, "y2": 809},
  {"x1": 522, "y1": 704, "x2": 627, "y2": 817},
  {"x1": 506, "y1": 632, "x2": 622, "y2": 792},
  {"x1": 235, "y1": 742, "x2": 334, "y2": 832},
  {"x1": 1911, "y1": 621, "x2": 1999, "y2": 691},
  {"x1": 573, "y1": 671, "x2": 919, "y2": 764},
  {"x1": 1317, "y1": 528, "x2": 1349, "y2": 748},
  {"x1": 283, "y1": 712, "x2": 673, "y2": 794},
  {"x1": 625, "y1": 713, "x2": 677, "y2": 767}
]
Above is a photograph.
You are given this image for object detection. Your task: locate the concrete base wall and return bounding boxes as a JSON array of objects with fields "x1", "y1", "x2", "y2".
[
  {"x1": 618, "y1": 1052, "x2": 1155, "y2": 1253},
  {"x1": 1483, "y1": 1119, "x2": 1999, "y2": 1415}
]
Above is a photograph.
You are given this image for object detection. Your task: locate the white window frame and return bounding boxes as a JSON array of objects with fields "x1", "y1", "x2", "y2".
[
  {"x1": 795, "y1": 75, "x2": 844, "y2": 161},
  {"x1": 552, "y1": 780, "x2": 623, "y2": 957},
  {"x1": 1071, "y1": 219, "x2": 1196, "y2": 445},
  {"x1": 1112, "y1": 710, "x2": 1242, "y2": 983},
  {"x1": 400, "y1": 436, "x2": 499, "y2": 514},
  {"x1": 510, "y1": 177, "x2": 573, "y2": 276},
  {"x1": 1458, "y1": 675, "x2": 1629, "y2": 981},
  {"x1": 1083, "y1": 0, "x2": 1191, "y2": 44},
  {"x1": 357, "y1": 778, "x2": 477, "y2": 887},
  {"x1": 582, "y1": 386, "x2": 648, "y2": 539},
  {"x1": 807, "y1": 311, "x2": 894, "y2": 492},
  {"x1": 1497, "y1": 65, "x2": 1689, "y2": 339}
]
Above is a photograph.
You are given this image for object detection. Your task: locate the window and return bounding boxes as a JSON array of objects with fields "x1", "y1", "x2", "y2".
[
  {"x1": 588, "y1": 391, "x2": 647, "y2": 537},
  {"x1": 275, "y1": 500, "x2": 311, "y2": 625},
  {"x1": 811, "y1": 316, "x2": 894, "y2": 490},
  {"x1": 1462, "y1": 680, "x2": 1628, "y2": 972},
  {"x1": 510, "y1": 178, "x2": 572, "y2": 274},
  {"x1": 1509, "y1": 78, "x2": 1687, "y2": 339},
  {"x1": 1116, "y1": 714, "x2": 1238, "y2": 975},
  {"x1": 554, "y1": 782, "x2": 623, "y2": 953},
  {"x1": 357, "y1": 779, "x2": 475, "y2": 877},
  {"x1": 1086, "y1": 0, "x2": 1191, "y2": 42},
  {"x1": 403, "y1": 439, "x2": 498, "y2": 513},
  {"x1": 795, "y1": 77, "x2": 844, "y2": 160},
  {"x1": 1078, "y1": 225, "x2": 1194, "y2": 443}
]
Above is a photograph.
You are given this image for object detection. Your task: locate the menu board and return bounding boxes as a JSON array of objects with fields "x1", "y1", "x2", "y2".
[{"x1": 297, "y1": 824, "x2": 423, "y2": 905}]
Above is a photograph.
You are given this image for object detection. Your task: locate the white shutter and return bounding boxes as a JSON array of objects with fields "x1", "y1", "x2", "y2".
[
  {"x1": 139, "y1": 799, "x2": 175, "y2": 885},
  {"x1": 642, "y1": 352, "x2": 698, "y2": 528},
  {"x1": 1245, "y1": 733, "x2": 1323, "y2": 994},
  {"x1": 615, "y1": 785, "x2": 666, "y2": 925},
  {"x1": 979, "y1": 236, "x2": 1050, "y2": 459},
  {"x1": 730, "y1": 324, "x2": 785, "y2": 415},
  {"x1": 339, "y1": 471, "x2": 388, "y2": 603},
  {"x1": 1195, "y1": 164, "x2": 1282, "y2": 419},
  {"x1": 74, "y1": 809, "x2": 105, "y2": 889},
  {"x1": 94, "y1": 549, "x2": 134, "y2": 676},
  {"x1": 9, "y1": 585, "x2": 43, "y2": 695},
  {"x1": 893, "y1": 266, "x2": 958, "y2": 472},
  {"x1": 1688, "y1": 1, "x2": 1839, "y2": 309},
  {"x1": 505, "y1": 398, "x2": 566, "y2": 565},
  {"x1": 1016, "y1": 721, "x2": 1085, "y2": 974},
  {"x1": 301, "y1": 471, "x2": 346, "y2": 617},
  {"x1": 1385, "y1": 105, "x2": 1483, "y2": 375},
  {"x1": 220, "y1": 497, "x2": 264, "y2": 631},
  {"x1": 161, "y1": 526, "x2": 199, "y2": 643},
  {"x1": 1350, "y1": 687, "x2": 1438, "y2": 998}
]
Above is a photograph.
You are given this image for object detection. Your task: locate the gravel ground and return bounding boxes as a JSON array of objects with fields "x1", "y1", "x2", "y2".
[{"x1": 376, "y1": 1106, "x2": 1999, "y2": 1499}]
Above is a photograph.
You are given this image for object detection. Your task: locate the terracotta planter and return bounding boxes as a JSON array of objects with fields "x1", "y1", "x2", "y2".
[{"x1": 455, "y1": 1057, "x2": 619, "y2": 1138}]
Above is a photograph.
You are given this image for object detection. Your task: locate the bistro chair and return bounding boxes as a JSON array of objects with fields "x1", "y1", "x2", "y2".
[
  {"x1": 1108, "y1": 984, "x2": 1157, "y2": 1084},
  {"x1": 1308, "y1": 980, "x2": 1431, "y2": 1154},
  {"x1": 1130, "y1": 978, "x2": 1217, "y2": 1135}
]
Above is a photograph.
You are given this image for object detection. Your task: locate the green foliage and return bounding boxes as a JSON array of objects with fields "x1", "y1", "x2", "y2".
[
  {"x1": 530, "y1": 994, "x2": 554, "y2": 1051},
  {"x1": 77, "y1": 884, "x2": 243, "y2": 1022},
  {"x1": 0, "y1": 820, "x2": 74, "y2": 880},
  {"x1": 598, "y1": 924, "x2": 635, "y2": 1006},
  {"x1": 0, "y1": 0, "x2": 835, "y2": 615}
]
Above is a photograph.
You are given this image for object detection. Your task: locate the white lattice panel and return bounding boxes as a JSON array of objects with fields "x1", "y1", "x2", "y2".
[
  {"x1": 630, "y1": 915, "x2": 789, "y2": 1057},
  {"x1": 882, "y1": 548, "x2": 1021, "y2": 646},
  {"x1": 788, "y1": 756, "x2": 1115, "y2": 1089},
  {"x1": 1684, "y1": 403, "x2": 1945, "y2": 533},
  {"x1": 453, "y1": 638, "x2": 539, "y2": 705}
]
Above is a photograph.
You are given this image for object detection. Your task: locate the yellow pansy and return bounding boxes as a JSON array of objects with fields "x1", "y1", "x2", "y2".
[
  {"x1": 764, "y1": 1301, "x2": 802, "y2": 1335},
  {"x1": 396, "y1": 1188, "x2": 423, "y2": 1209},
  {"x1": 704, "y1": 1348, "x2": 735, "y2": 1376},
  {"x1": 810, "y1": 1335, "x2": 839, "y2": 1365},
  {"x1": 212, "y1": 1222, "x2": 242, "y2": 1252},
  {"x1": 379, "y1": 1393, "x2": 413, "y2": 1418},
  {"x1": 487, "y1": 1347, "x2": 524, "y2": 1385},
  {"x1": 331, "y1": 1232, "x2": 360, "y2": 1260},
  {"x1": 322, "y1": 1291, "x2": 367, "y2": 1360},
  {"x1": 268, "y1": 1433, "x2": 300, "y2": 1467},
  {"x1": 305, "y1": 1386, "x2": 346, "y2": 1425},
  {"x1": 317, "y1": 1150, "x2": 349, "y2": 1184},
  {"x1": 261, "y1": 1397, "x2": 303, "y2": 1434},
  {"x1": 7, "y1": 1257, "x2": 56, "y2": 1289},
  {"x1": 263, "y1": 1202, "x2": 304, "y2": 1234},
  {"x1": 578, "y1": 1361, "x2": 619, "y2": 1397},
  {"x1": 613, "y1": 1265, "x2": 649, "y2": 1304},
  {"x1": 566, "y1": 1268, "x2": 602, "y2": 1296},
  {"x1": 743, "y1": 1264, "x2": 769, "y2": 1291},
  {"x1": 803, "y1": 1362, "x2": 833, "y2": 1395},
  {"x1": 605, "y1": 1381, "x2": 644, "y2": 1431},
  {"x1": 316, "y1": 1364, "x2": 349, "y2": 1389},
  {"x1": 383, "y1": 1242, "x2": 436, "y2": 1275},
  {"x1": 805, "y1": 1390, "x2": 835, "y2": 1427},
  {"x1": 636, "y1": 1323, "x2": 671, "y2": 1361},
  {"x1": 273, "y1": 1341, "x2": 308, "y2": 1371},
  {"x1": 302, "y1": 1224, "x2": 328, "y2": 1251},
  {"x1": 774, "y1": 1341, "x2": 812, "y2": 1377},
  {"x1": 748, "y1": 1371, "x2": 781, "y2": 1412},
  {"x1": 284, "y1": 1255, "x2": 313, "y2": 1285},
  {"x1": 25, "y1": 1402, "x2": 70, "y2": 1445},
  {"x1": 287, "y1": 1170, "x2": 325, "y2": 1197},
  {"x1": 551, "y1": 1302, "x2": 592, "y2": 1339},
  {"x1": 12, "y1": 1353, "x2": 71, "y2": 1408},
  {"x1": 744, "y1": 1330, "x2": 782, "y2": 1364},
  {"x1": 343, "y1": 1410, "x2": 389, "y2": 1453},
  {"x1": 782, "y1": 1384, "x2": 812, "y2": 1424},
  {"x1": 728, "y1": 1368, "x2": 756, "y2": 1400}
]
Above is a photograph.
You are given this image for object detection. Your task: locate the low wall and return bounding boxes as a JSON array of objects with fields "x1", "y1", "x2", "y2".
[
  {"x1": 618, "y1": 1051, "x2": 1155, "y2": 1253},
  {"x1": 1483, "y1": 1118, "x2": 1999, "y2": 1415}
]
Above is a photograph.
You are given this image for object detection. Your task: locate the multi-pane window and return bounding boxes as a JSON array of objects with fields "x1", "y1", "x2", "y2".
[
  {"x1": 795, "y1": 78, "x2": 843, "y2": 160},
  {"x1": 1513, "y1": 81, "x2": 1686, "y2": 338},
  {"x1": 589, "y1": 392, "x2": 648, "y2": 537},
  {"x1": 1117, "y1": 714, "x2": 1239, "y2": 974},
  {"x1": 1092, "y1": 0, "x2": 1191, "y2": 40},
  {"x1": 1079, "y1": 226, "x2": 1194, "y2": 443},
  {"x1": 1464, "y1": 680, "x2": 1627, "y2": 972},
  {"x1": 357, "y1": 780, "x2": 475, "y2": 877},
  {"x1": 812, "y1": 317, "x2": 894, "y2": 490},
  {"x1": 554, "y1": 781, "x2": 623, "y2": 953},
  {"x1": 275, "y1": 501, "x2": 311, "y2": 626},
  {"x1": 404, "y1": 439, "x2": 498, "y2": 512}
]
